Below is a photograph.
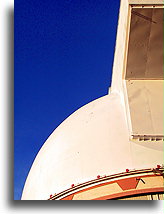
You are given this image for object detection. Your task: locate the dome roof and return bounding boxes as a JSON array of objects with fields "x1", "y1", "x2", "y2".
[{"x1": 22, "y1": 93, "x2": 163, "y2": 200}]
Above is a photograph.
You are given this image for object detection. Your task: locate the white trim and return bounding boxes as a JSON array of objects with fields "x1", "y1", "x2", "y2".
[{"x1": 129, "y1": 0, "x2": 164, "y2": 5}]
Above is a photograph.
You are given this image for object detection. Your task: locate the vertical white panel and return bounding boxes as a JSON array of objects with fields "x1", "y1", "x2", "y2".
[{"x1": 124, "y1": 7, "x2": 163, "y2": 140}]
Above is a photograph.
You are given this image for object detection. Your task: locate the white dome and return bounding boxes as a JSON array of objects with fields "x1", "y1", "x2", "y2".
[{"x1": 22, "y1": 92, "x2": 163, "y2": 200}]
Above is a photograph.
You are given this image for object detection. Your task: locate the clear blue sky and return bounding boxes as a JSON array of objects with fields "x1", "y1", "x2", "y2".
[{"x1": 14, "y1": 0, "x2": 120, "y2": 200}]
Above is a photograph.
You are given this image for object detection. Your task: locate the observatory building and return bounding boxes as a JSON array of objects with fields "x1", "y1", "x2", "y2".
[{"x1": 22, "y1": 0, "x2": 164, "y2": 200}]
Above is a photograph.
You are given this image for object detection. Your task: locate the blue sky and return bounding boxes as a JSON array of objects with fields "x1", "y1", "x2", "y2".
[{"x1": 14, "y1": 0, "x2": 120, "y2": 200}]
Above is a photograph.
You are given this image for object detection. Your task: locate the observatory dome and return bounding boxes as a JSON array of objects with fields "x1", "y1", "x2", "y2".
[
  {"x1": 22, "y1": 92, "x2": 163, "y2": 200},
  {"x1": 22, "y1": 0, "x2": 164, "y2": 200}
]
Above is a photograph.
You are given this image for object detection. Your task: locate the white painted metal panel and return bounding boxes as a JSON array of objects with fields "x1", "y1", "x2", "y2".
[{"x1": 126, "y1": 80, "x2": 163, "y2": 137}]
